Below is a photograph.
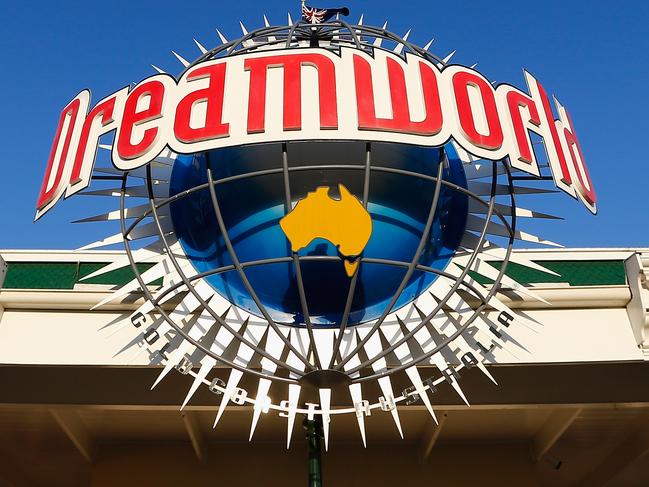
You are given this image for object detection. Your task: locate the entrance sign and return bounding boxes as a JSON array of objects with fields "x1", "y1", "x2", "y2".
[
  {"x1": 36, "y1": 49, "x2": 596, "y2": 220},
  {"x1": 36, "y1": 14, "x2": 597, "y2": 448}
]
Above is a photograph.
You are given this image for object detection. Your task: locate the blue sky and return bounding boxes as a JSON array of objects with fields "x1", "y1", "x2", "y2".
[{"x1": 0, "y1": 0, "x2": 647, "y2": 249}]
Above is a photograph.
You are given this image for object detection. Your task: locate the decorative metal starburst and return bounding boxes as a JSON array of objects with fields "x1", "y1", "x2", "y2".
[{"x1": 76, "y1": 16, "x2": 562, "y2": 449}]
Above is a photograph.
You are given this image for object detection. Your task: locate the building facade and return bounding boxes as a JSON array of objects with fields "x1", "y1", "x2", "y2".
[{"x1": 0, "y1": 248, "x2": 647, "y2": 486}]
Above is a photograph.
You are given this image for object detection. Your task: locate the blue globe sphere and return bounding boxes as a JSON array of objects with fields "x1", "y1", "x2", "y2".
[{"x1": 169, "y1": 141, "x2": 468, "y2": 327}]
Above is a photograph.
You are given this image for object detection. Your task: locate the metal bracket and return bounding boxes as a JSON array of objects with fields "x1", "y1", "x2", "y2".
[
  {"x1": 0, "y1": 253, "x2": 6, "y2": 288},
  {"x1": 0, "y1": 253, "x2": 6, "y2": 323},
  {"x1": 624, "y1": 252, "x2": 649, "y2": 358}
]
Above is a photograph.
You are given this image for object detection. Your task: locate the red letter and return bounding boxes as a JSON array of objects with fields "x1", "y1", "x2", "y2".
[
  {"x1": 535, "y1": 80, "x2": 572, "y2": 186},
  {"x1": 506, "y1": 90, "x2": 541, "y2": 165},
  {"x1": 174, "y1": 63, "x2": 230, "y2": 143},
  {"x1": 68, "y1": 91, "x2": 125, "y2": 196},
  {"x1": 244, "y1": 53, "x2": 338, "y2": 133},
  {"x1": 117, "y1": 80, "x2": 165, "y2": 160},
  {"x1": 36, "y1": 91, "x2": 88, "y2": 217},
  {"x1": 556, "y1": 101, "x2": 596, "y2": 211},
  {"x1": 452, "y1": 71, "x2": 503, "y2": 150},
  {"x1": 354, "y1": 55, "x2": 443, "y2": 135}
]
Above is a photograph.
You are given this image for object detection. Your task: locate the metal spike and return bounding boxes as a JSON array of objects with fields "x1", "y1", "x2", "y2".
[
  {"x1": 151, "y1": 64, "x2": 166, "y2": 74},
  {"x1": 357, "y1": 14, "x2": 364, "y2": 25},
  {"x1": 514, "y1": 207, "x2": 563, "y2": 220},
  {"x1": 239, "y1": 21, "x2": 249, "y2": 35},
  {"x1": 468, "y1": 201, "x2": 562, "y2": 221},
  {"x1": 373, "y1": 22, "x2": 388, "y2": 47},
  {"x1": 214, "y1": 369, "x2": 244, "y2": 428},
  {"x1": 332, "y1": 24, "x2": 341, "y2": 42},
  {"x1": 461, "y1": 256, "x2": 552, "y2": 304},
  {"x1": 93, "y1": 163, "x2": 171, "y2": 179},
  {"x1": 77, "y1": 225, "x2": 149, "y2": 251},
  {"x1": 249, "y1": 379, "x2": 272, "y2": 441},
  {"x1": 424, "y1": 303, "x2": 498, "y2": 386},
  {"x1": 320, "y1": 389, "x2": 332, "y2": 451},
  {"x1": 449, "y1": 373, "x2": 471, "y2": 405},
  {"x1": 473, "y1": 244, "x2": 562, "y2": 275},
  {"x1": 193, "y1": 38, "x2": 208, "y2": 54},
  {"x1": 469, "y1": 352, "x2": 498, "y2": 385},
  {"x1": 89, "y1": 260, "x2": 176, "y2": 309},
  {"x1": 383, "y1": 318, "x2": 437, "y2": 424},
  {"x1": 356, "y1": 326, "x2": 388, "y2": 371},
  {"x1": 470, "y1": 63, "x2": 478, "y2": 69},
  {"x1": 181, "y1": 358, "x2": 215, "y2": 410},
  {"x1": 264, "y1": 14, "x2": 277, "y2": 42},
  {"x1": 123, "y1": 275, "x2": 193, "y2": 325},
  {"x1": 181, "y1": 307, "x2": 237, "y2": 410},
  {"x1": 467, "y1": 181, "x2": 558, "y2": 196},
  {"x1": 429, "y1": 281, "x2": 508, "y2": 353},
  {"x1": 393, "y1": 29, "x2": 411, "y2": 55},
  {"x1": 349, "y1": 383, "x2": 367, "y2": 447},
  {"x1": 79, "y1": 183, "x2": 169, "y2": 198},
  {"x1": 465, "y1": 214, "x2": 562, "y2": 247},
  {"x1": 442, "y1": 264, "x2": 543, "y2": 333},
  {"x1": 153, "y1": 154, "x2": 176, "y2": 165},
  {"x1": 286, "y1": 384, "x2": 301, "y2": 449},
  {"x1": 288, "y1": 12, "x2": 294, "y2": 25},
  {"x1": 442, "y1": 50, "x2": 456, "y2": 64},
  {"x1": 260, "y1": 327, "x2": 289, "y2": 375},
  {"x1": 423, "y1": 38, "x2": 434, "y2": 51},
  {"x1": 133, "y1": 320, "x2": 173, "y2": 366},
  {"x1": 151, "y1": 295, "x2": 213, "y2": 391},
  {"x1": 171, "y1": 51, "x2": 190, "y2": 68},
  {"x1": 407, "y1": 308, "x2": 460, "y2": 400},
  {"x1": 151, "y1": 343, "x2": 188, "y2": 390},
  {"x1": 428, "y1": 347, "x2": 470, "y2": 406},
  {"x1": 313, "y1": 329, "x2": 335, "y2": 372},
  {"x1": 216, "y1": 29, "x2": 228, "y2": 44},
  {"x1": 73, "y1": 204, "x2": 150, "y2": 224},
  {"x1": 339, "y1": 329, "x2": 363, "y2": 371},
  {"x1": 378, "y1": 377, "x2": 404, "y2": 438},
  {"x1": 405, "y1": 367, "x2": 438, "y2": 423},
  {"x1": 286, "y1": 328, "x2": 310, "y2": 372}
]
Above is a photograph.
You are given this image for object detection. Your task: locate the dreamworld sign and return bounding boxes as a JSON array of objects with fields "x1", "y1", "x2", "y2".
[
  {"x1": 36, "y1": 45, "x2": 596, "y2": 220},
  {"x1": 34, "y1": 9, "x2": 598, "y2": 449}
]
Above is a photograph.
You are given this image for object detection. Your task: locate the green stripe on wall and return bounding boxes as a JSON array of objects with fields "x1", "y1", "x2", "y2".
[
  {"x1": 470, "y1": 260, "x2": 627, "y2": 287},
  {"x1": 1, "y1": 259, "x2": 627, "y2": 291},
  {"x1": 2, "y1": 262, "x2": 161, "y2": 290}
]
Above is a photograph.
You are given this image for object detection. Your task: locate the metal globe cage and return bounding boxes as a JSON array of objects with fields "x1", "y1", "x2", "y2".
[{"x1": 113, "y1": 19, "x2": 519, "y2": 415}]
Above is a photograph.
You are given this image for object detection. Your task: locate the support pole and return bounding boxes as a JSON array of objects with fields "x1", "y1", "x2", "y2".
[{"x1": 304, "y1": 417, "x2": 324, "y2": 487}]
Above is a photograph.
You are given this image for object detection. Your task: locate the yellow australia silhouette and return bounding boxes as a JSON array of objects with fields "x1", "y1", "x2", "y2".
[{"x1": 280, "y1": 185, "x2": 373, "y2": 277}]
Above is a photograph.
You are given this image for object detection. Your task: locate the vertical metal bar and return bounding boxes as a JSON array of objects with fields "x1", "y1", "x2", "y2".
[
  {"x1": 119, "y1": 171, "x2": 298, "y2": 382},
  {"x1": 281, "y1": 143, "x2": 322, "y2": 370},
  {"x1": 337, "y1": 20, "x2": 363, "y2": 49},
  {"x1": 204, "y1": 154, "x2": 314, "y2": 371},
  {"x1": 285, "y1": 20, "x2": 303, "y2": 48},
  {"x1": 352, "y1": 159, "x2": 514, "y2": 379},
  {"x1": 327, "y1": 142, "x2": 372, "y2": 369},
  {"x1": 304, "y1": 417, "x2": 324, "y2": 487},
  {"x1": 336, "y1": 148, "x2": 447, "y2": 371}
]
